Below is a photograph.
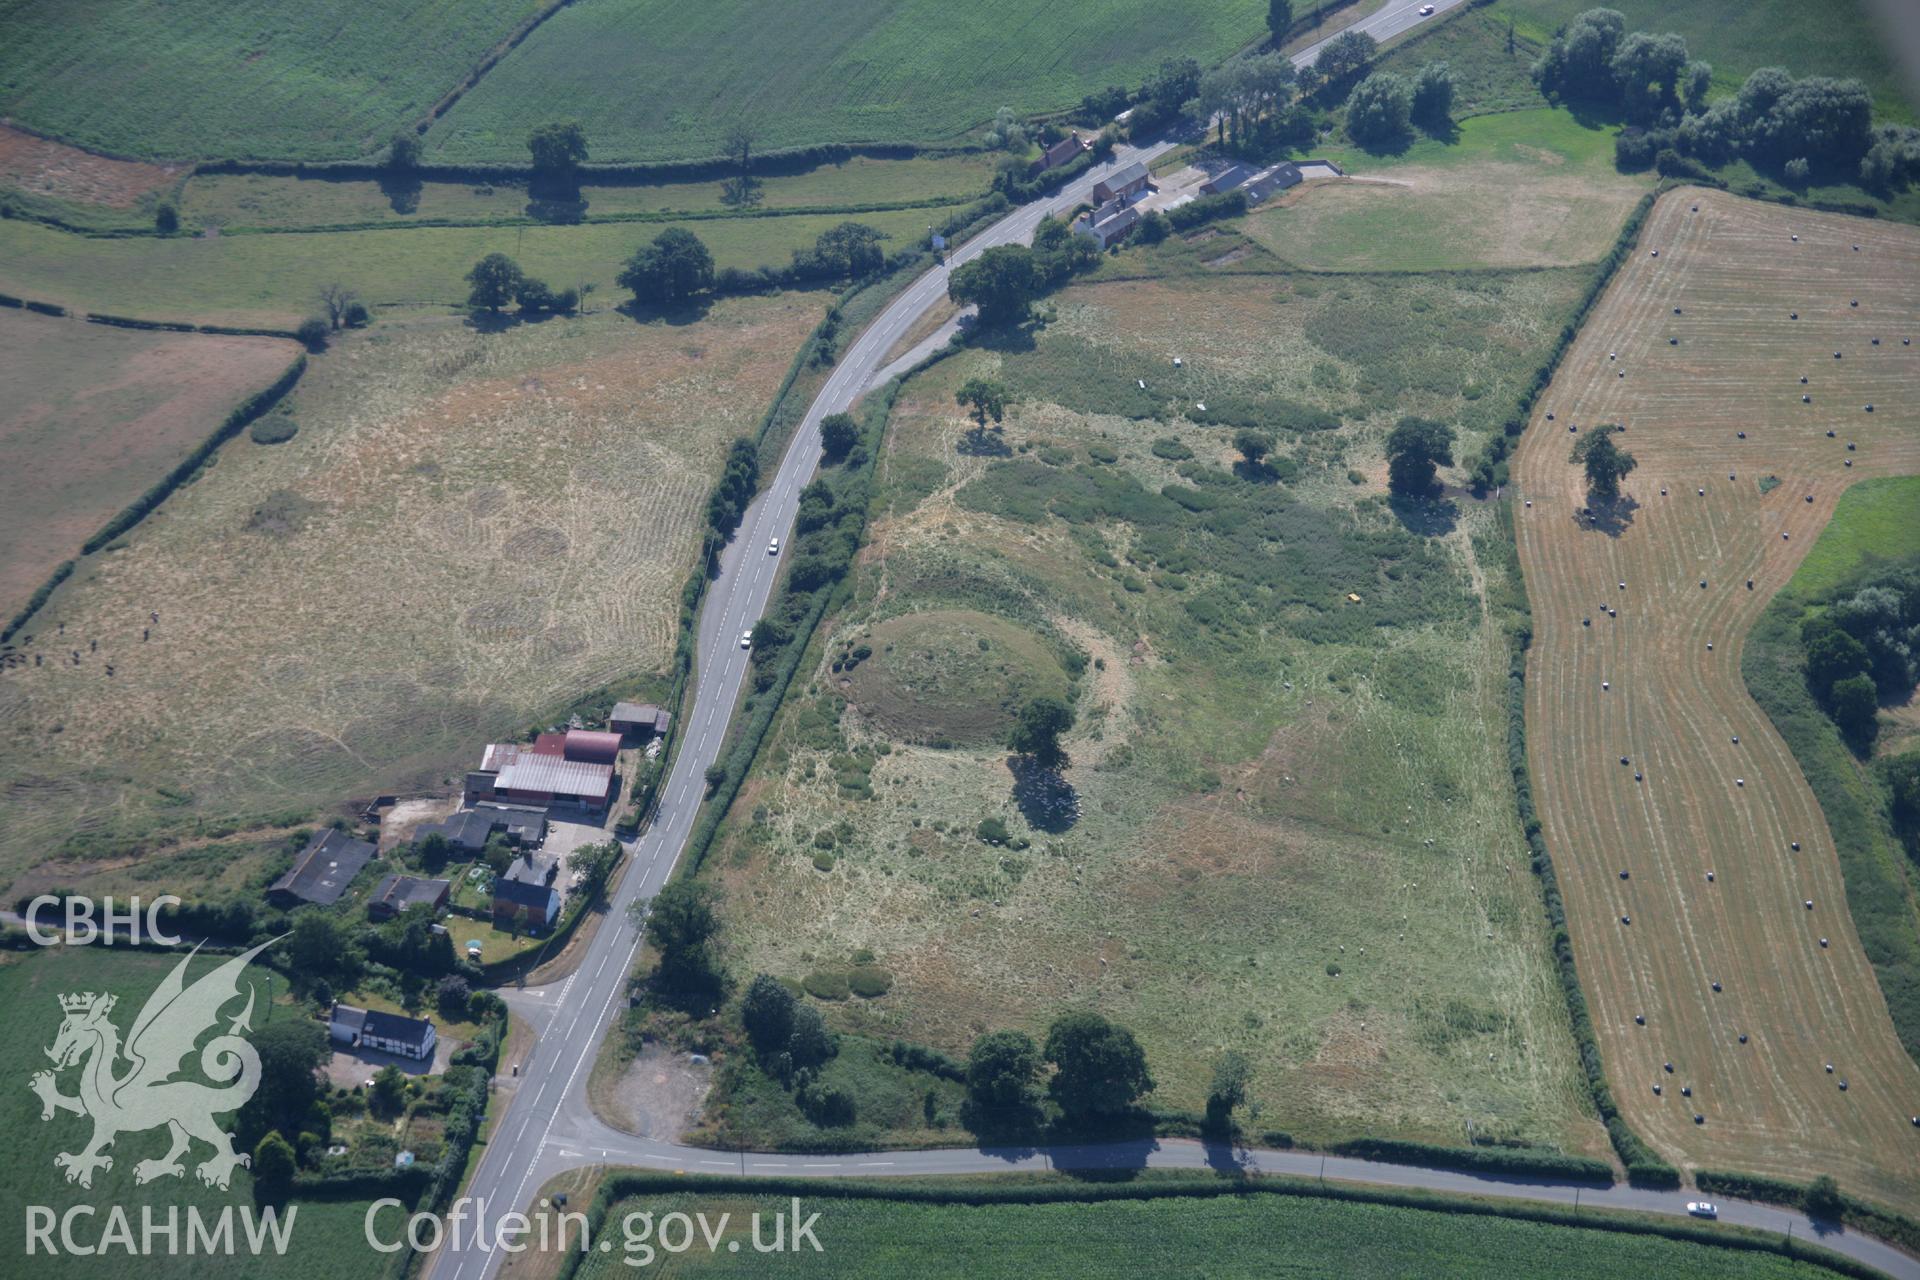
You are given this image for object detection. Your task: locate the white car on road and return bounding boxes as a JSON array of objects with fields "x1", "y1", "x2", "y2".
[
  {"x1": 1419, "y1": 4, "x2": 1435, "y2": 13},
  {"x1": 1686, "y1": 1202, "x2": 1718, "y2": 1219},
  {"x1": 769, "y1": 536, "x2": 780, "y2": 555},
  {"x1": 740, "y1": 630, "x2": 753, "y2": 649}
]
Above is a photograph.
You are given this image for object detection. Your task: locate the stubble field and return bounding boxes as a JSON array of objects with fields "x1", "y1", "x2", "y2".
[
  {"x1": 0, "y1": 308, "x2": 299, "y2": 619},
  {"x1": 0, "y1": 298, "x2": 820, "y2": 894},
  {"x1": 1512, "y1": 188, "x2": 1920, "y2": 1209}
]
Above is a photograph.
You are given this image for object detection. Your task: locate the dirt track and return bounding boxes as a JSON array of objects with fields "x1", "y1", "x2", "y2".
[{"x1": 1514, "y1": 188, "x2": 1920, "y2": 1208}]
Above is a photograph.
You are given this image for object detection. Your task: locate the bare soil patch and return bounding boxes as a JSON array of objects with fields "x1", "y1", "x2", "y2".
[{"x1": 0, "y1": 123, "x2": 181, "y2": 207}]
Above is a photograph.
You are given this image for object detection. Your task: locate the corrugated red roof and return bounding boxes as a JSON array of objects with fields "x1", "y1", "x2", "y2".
[
  {"x1": 564, "y1": 729, "x2": 622, "y2": 764},
  {"x1": 532, "y1": 732, "x2": 568, "y2": 757}
]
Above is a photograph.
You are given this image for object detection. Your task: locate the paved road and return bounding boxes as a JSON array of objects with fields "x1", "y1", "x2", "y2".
[{"x1": 426, "y1": 4, "x2": 1918, "y2": 1278}]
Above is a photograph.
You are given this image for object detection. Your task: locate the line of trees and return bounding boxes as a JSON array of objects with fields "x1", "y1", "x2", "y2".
[{"x1": 1538, "y1": 8, "x2": 1917, "y2": 190}]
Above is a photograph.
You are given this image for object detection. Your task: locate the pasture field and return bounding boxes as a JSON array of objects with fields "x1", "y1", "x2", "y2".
[
  {"x1": 0, "y1": 297, "x2": 821, "y2": 896},
  {"x1": 1248, "y1": 109, "x2": 1650, "y2": 272},
  {"x1": 1512, "y1": 188, "x2": 1920, "y2": 1210},
  {"x1": 569, "y1": 1181, "x2": 1849, "y2": 1279},
  {"x1": 427, "y1": 0, "x2": 1266, "y2": 163},
  {"x1": 0, "y1": 308, "x2": 297, "y2": 620},
  {"x1": 1498, "y1": 0, "x2": 1918, "y2": 123},
  {"x1": 704, "y1": 256, "x2": 1607, "y2": 1151},
  {"x1": 0, "y1": 207, "x2": 939, "y2": 328},
  {"x1": 177, "y1": 152, "x2": 996, "y2": 231},
  {"x1": 0, "y1": 945, "x2": 413, "y2": 1279},
  {"x1": 0, "y1": 0, "x2": 543, "y2": 161}
]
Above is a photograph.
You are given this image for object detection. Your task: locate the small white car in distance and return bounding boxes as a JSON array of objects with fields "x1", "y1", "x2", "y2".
[
  {"x1": 769, "y1": 536, "x2": 780, "y2": 555},
  {"x1": 740, "y1": 629, "x2": 754, "y2": 649},
  {"x1": 1686, "y1": 1202, "x2": 1718, "y2": 1219},
  {"x1": 1418, "y1": 4, "x2": 1435, "y2": 13}
]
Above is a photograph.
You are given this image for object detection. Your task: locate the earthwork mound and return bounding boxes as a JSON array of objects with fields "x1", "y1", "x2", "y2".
[{"x1": 844, "y1": 609, "x2": 1069, "y2": 746}]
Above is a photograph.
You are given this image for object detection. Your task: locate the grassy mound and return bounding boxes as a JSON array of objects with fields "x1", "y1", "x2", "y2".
[{"x1": 844, "y1": 609, "x2": 1069, "y2": 746}]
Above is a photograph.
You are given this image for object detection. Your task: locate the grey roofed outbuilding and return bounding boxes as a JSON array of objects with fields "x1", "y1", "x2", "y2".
[
  {"x1": 268, "y1": 829, "x2": 375, "y2": 906},
  {"x1": 472, "y1": 802, "x2": 546, "y2": 844},
  {"x1": 1200, "y1": 163, "x2": 1257, "y2": 195},
  {"x1": 610, "y1": 701, "x2": 672, "y2": 734},
  {"x1": 329, "y1": 1003, "x2": 368, "y2": 1038},
  {"x1": 415, "y1": 810, "x2": 494, "y2": 852},
  {"x1": 1243, "y1": 161, "x2": 1303, "y2": 203},
  {"x1": 369, "y1": 873, "x2": 449, "y2": 917}
]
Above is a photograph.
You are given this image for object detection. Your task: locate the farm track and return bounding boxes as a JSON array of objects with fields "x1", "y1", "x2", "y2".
[{"x1": 1514, "y1": 188, "x2": 1920, "y2": 1210}]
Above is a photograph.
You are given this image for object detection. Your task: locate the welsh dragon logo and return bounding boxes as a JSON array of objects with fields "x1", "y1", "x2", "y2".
[{"x1": 29, "y1": 939, "x2": 278, "y2": 1190}]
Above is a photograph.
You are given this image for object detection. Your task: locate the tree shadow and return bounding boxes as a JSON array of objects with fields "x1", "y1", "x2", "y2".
[
  {"x1": 1355, "y1": 129, "x2": 1417, "y2": 159},
  {"x1": 720, "y1": 175, "x2": 763, "y2": 208},
  {"x1": 965, "y1": 321, "x2": 1040, "y2": 355},
  {"x1": 1580, "y1": 492, "x2": 1640, "y2": 538},
  {"x1": 958, "y1": 426, "x2": 1013, "y2": 457},
  {"x1": 377, "y1": 172, "x2": 422, "y2": 215},
  {"x1": 526, "y1": 195, "x2": 589, "y2": 224},
  {"x1": 463, "y1": 309, "x2": 520, "y2": 334},
  {"x1": 615, "y1": 297, "x2": 714, "y2": 327},
  {"x1": 1417, "y1": 118, "x2": 1462, "y2": 146},
  {"x1": 1387, "y1": 492, "x2": 1459, "y2": 536},
  {"x1": 1010, "y1": 759, "x2": 1080, "y2": 832},
  {"x1": 1231, "y1": 459, "x2": 1283, "y2": 484},
  {"x1": 1201, "y1": 1136, "x2": 1257, "y2": 1177}
]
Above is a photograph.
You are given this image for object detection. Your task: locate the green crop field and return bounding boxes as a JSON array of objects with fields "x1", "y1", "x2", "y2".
[
  {"x1": 700, "y1": 238, "x2": 1607, "y2": 1152},
  {"x1": 0, "y1": 946, "x2": 416, "y2": 1278},
  {"x1": 569, "y1": 1183, "x2": 1847, "y2": 1278},
  {"x1": 1247, "y1": 109, "x2": 1651, "y2": 272},
  {"x1": 0, "y1": 298, "x2": 820, "y2": 894},
  {"x1": 0, "y1": 207, "x2": 940, "y2": 328},
  {"x1": 1497, "y1": 0, "x2": 1918, "y2": 123},
  {"x1": 1512, "y1": 188, "x2": 1920, "y2": 1211},
  {"x1": 0, "y1": 0, "x2": 544, "y2": 161},
  {"x1": 427, "y1": 0, "x2": 1267, "y2": 163}
]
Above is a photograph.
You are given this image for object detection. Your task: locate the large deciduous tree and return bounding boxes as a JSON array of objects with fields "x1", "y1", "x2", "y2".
[
  {"x1": 948, "y1": 244, "x2": 1040, "y2": 328},
  {"x1": 619, "y1": 228, "x2": 715, "y2": 305},
  {"x1": 465, "y1": 253, "x2": 524, "y2": 313},
  {"x1": 1385, "y1": 416, "x2": 1456, "y2": 497},
  {"x1": 1044, "y1": 1011, "x2": 1154, "y2": 1120},
  {"x1": 1009, "y1": 695, "x2": 1074, "y2": 769},
  {"x1": 1570, "y1": 423, "x2": 1636, "y2": 500}
]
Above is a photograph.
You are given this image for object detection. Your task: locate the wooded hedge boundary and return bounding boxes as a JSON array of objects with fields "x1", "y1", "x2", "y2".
[
  {"x1": 1330, "y1": 1137, "x2": 1614, "y2": 1184},
  {"x1": 1695, "y1": 1169, "x2": 1920, "y2": 1258}
]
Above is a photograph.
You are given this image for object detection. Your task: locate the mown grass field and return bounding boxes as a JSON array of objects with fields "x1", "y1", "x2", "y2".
[
  {"x1": 1512, "y1": 188, "x2": 1920, "y2": 1210},
  {"x1": 1498, "y1": 0, "x2": 1918, "y2": 123},
  {"x1": 0, "y1": 0, "x2": 543, "y2": 161},
  {"x1": 703, "y1": 247, "x2": 1606, "y2": 1151},
  {"x1": 427, "y1": 0, "x2": 1267, "y2": 163},
  {"x1": 568, "y1": 1183, "x2": 1849, "y2": 1279},
  {"x1": 0, "y1": 307, "x2": 297, "y2": 619},
  {"x1": 1248, "y1": 109, "x2": 1650, "y2": 271},
  {"x1": 0, "y1": 207, "x2": 940, "y2": 328},
  {"x1": 178, "y1": 152, "x2": 996, "y2": 231},
  {"x1": 0, "y1": 945, "x2": 413, "y2": 1278},
  {"x1": 0, "y1": 298, "x2": 819, "y2": 895}
]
